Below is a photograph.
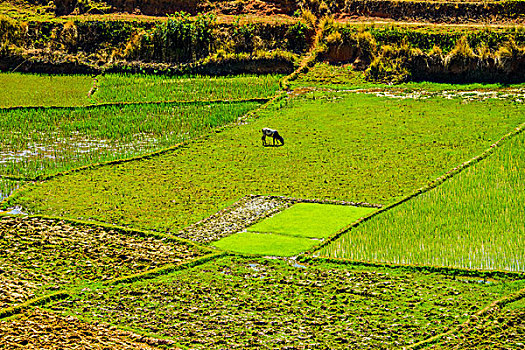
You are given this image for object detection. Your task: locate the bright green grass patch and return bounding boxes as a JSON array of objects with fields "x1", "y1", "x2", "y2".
[
  {"x1": 0, "y1": 101, "x2": 260, "y2": 178},
  {"x1": 93, "y1": 74, "x2": 283, "y2": 103},
  {"x1": 318, "y1": 132, "x2": 525, "y2": 272},
  {"x1": 7, "y1": 92, "x2": 525, "y2": 232},
  {"x1": 212, "y1": 231, "x2": 317, "y2": 256},
  {"x1": 248, "y1": 203, "x2": 377, "y2": 238},
  {"x1": 0, "y1": 73, "x2": 93, "y2": 107},
  {"x1": 47, "y1": 256, "x2": 525, "y2": 349}
]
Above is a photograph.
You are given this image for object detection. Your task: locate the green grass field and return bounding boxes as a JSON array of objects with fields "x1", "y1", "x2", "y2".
[
  {"x1": 45, "y1": 256, "x2": 525, "y2": 349},
  {"x1": 248, "y1": 203, "x2": 377, "y2": 238},
  {"x1": 0, "y1": 73, "x2": 94, "y2": 107},
  {"x1": 213, "y1": 231, "x2": 318, "y2": 256},
  {"x1": 7, "y1": 91, "x2": 525, "y2": 232},
  {"x1": 318, "y1": 131, "x2": 525, "y2": 272},
  {"x1": 0, "y1": 73, "x2": 281, "y2": 108},
  {"x1": 93, "y1": 74, "x2": 283, "y2": 103},
  {"x1": 214, "y1": 204, "x2": 377, "y2": 256}
]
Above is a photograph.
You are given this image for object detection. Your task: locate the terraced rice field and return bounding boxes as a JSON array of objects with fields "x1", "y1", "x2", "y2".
[
  {"x1": 93, "y1": 74, "x2": 283, "y2": 103},
  {"x1": 1, "y1": 62, "x2": 524, "y2": 348},
  {"x1": 214, "y1": 203, "x2": 377, "y2": 256},
  {"x1": 47, "y1": 256, "x2": 525, "y2": 349},
  {"x1": 429, "y1": 305, "x2": 525, "y2": 349},
  {"x1": 1, "y1": 101, "x2": 260, "y2": 177},
  {"x1": 7, "y1": 91, "x2": 525, "y2": 233}
]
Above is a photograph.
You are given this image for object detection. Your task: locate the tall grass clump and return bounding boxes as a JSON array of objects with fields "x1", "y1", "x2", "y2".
[
  {"x1": 319, "y1": 132, "x2": 525, "y2": 272},
  {"x1": 0, "y1": 178, "x2": 23, "y2": 201}
]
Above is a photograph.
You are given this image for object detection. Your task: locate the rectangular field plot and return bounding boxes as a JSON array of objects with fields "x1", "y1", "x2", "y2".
[
  {"x1": 212, "y1": 231, "x2": 318, "y2": 256},
  {"x1": 248, "y1": 203, "x2": 377, "y2": 238},
  {"x1": 48, "y1": 256, "x2": 524, "y2": 349},
  {"x1": 0, "y1": 101, "x2": 260, "y2": 178},
  {"x1": 318, "y1": 131, "x2": 525, "y2": 272},
  {"x1": 10, "y1": 91, "x2": 525, "y2": 233},
  {"x1": 0, "y1": 216, "x2": 206, "y2": 310},
  {"x1": 0, "y1": 73, "x2": 93, "y2": 108},
  {"x1": 93, "y1": 74, "x2": 282, "y2": 103}
]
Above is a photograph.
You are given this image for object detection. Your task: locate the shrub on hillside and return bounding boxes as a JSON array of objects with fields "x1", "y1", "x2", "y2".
[
  {"x1": 496, "y1": 37, "x2": 525, "y2": 73},
  {"x1": 444, "y1": 36, "x2": 477, "y2": 74},
  {"x1": 365, "y1": 39, "x2": 420, "y2": 83},
  {"x1": 123, "y1": 12, "x2": 216, "y2": 63}
]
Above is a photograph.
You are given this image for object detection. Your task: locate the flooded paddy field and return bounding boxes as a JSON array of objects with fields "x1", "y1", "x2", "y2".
[{"x1": 0, "y1": 101, "x2": 261, "y2": 178}]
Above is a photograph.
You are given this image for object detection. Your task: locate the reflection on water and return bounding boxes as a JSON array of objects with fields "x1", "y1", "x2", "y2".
[
  {"x1": 0, "y1": 131, "x2": 173, "y2": 177},
  {"x1": 0, "y1": 132, "x2": 160, "y2": 165},
  {"x1": 0, "y1": 178, "x2": 24, "y2": 202}
]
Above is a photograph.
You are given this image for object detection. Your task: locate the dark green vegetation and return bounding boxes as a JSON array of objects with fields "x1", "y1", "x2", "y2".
[
  {"x1": 0, "y1": 12, "x2": 306, "y2": 75},
  {"x1": 319, "y1": 129, "x2": 525, "y2": 272},
  {"x1": 213, "y1": 231, "x2": 318, "y2": 256},
  {"x1": 0, "y1": 216, "x2": 206, "y2": 309},
  {"x1": 8, "y1": 91, "x2": 525, "y2": 232},
  {"x1": 48, "y1": 256, "x2": 525, "y2": 349}
]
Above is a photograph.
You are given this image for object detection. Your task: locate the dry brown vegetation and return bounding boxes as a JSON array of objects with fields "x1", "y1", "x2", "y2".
[{"x1": 0, "y1": 308, "x2": 179, "y2": 349}]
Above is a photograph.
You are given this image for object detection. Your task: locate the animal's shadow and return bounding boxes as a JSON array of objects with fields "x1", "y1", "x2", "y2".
[{"x1": 263, "y1": 144, "x2": 284, "y2": 148}]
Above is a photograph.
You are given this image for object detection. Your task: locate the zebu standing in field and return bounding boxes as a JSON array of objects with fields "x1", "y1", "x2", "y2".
[{"x1": 261, "y1": 128, "x2": 284, "y2": 146}]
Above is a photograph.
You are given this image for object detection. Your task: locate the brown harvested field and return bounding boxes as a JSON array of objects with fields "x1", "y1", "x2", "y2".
[
  {"x1": 0, "y1": 216, "x2": 207, "y2": 309},
  {"x1": 0, "y1": 308, "x2": 179, "y2": 349}
]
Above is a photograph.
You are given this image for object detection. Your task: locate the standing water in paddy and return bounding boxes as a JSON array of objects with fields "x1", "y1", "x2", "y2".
[{"x1": 0, "y1": 178, "x2": 24, "y2": 202}]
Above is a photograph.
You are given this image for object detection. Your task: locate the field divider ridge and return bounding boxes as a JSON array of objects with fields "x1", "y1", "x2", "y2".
[
  {"x1": 298, "y1": 256, "x2": 525, "y2": 280},
  {"x1": 0, "y1": 291, "x2": 71, "y2": 319},
  {"x1": 28, "y1": 214, "x2": 216, "y2": 254},
  {"x1": 301, "y1": 119, "x2": 525, "y2": 258},
  {"x1": 102, "y1": 251, "x2": 228, "y2": 286},
  {"x1": 405, "y1": 285, "x2": 525, "y2": 349},
  {"x1": 0, "y1": 97, "x2": 270, "y2": 112}
]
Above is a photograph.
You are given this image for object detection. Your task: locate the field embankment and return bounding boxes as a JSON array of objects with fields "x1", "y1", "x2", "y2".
[{"x1": 0, "y1": 13, "x2": 310, "y2": 74}]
